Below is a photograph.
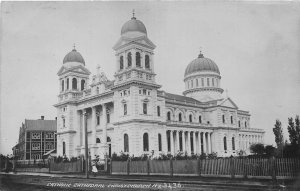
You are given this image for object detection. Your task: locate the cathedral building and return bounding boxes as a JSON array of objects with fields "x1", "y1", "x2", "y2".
[{"x1": 54, "y1": 14, "x2": 264, "y2": 159}]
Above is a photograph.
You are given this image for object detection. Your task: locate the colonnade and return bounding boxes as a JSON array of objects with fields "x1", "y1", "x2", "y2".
[
  {"x1": 239, "y1": 134, "x2": 263, "y2": 151},
  {"x1": 167, "y1": 130, "x2": 212, "y2": 155}
]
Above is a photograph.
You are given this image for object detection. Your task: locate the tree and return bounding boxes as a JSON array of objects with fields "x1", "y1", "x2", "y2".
[
  {"x1": 287, "y1": 115, "x2": 300, "y2": 146},
  {"x1": 250, "y1": 143, "x2": 264, "y2": 155},
  {"x1": 264, "y1": 145, "x2": 276, "y2": 157},
  {"x1": 273, "y1": 119, "x2": 284, "y2": 148}
]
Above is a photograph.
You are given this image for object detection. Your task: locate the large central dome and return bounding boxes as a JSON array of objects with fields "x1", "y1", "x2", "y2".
[
  {"x1": 121, "y1": 16, "x2": 147, "y2": 35},
  {"x1": 184, "y1": 53, "x2": 220, "y2": 77}
]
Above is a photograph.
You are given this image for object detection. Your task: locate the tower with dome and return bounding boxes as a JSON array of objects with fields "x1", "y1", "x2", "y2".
[{"x1": 54, "y1": 13, "x2": 264, "y2": 159}]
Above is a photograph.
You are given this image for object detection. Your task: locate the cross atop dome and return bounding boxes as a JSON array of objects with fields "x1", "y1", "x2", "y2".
[
  {"x1": 198, "y1": 47, "x2": 204, "y2": 58},
  {"x1": 132, "y1": 9, "x2": 136, "y2": 19}
]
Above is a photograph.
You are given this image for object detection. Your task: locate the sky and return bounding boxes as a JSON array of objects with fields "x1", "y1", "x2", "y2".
[{"x1": 1, "y1": 1, "x2": 300, "y2": 155}]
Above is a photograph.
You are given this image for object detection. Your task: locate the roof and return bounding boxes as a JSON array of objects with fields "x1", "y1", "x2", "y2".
[
  {"x1": 25, "y1": 119, "x2": 57, "y2": 131},
  {"x1": 164, "y1": 92, "x2": 202, "y2": 104},
  {"x1": 63, "y1": 49, "x2": 85, "y2": 65},
  {"x1": 121, "y1": 17, "x2": 147, "y2": 35},
  {"x1": 185, "y1": 53, "x2": 220, "y2": 77}
]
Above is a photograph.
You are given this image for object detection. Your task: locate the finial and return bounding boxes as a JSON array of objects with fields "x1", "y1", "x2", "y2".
[
  {"x1": 73, "y1": 43, "x2": 76, "y2": 51},
  {"x1": 132, "y1": 9, "x2": 136, "y2": 19},
  {"x1": 198, "y1": 47, "x2": 204, "y2": 58},
  {"x1": 96, "y1": 64, "x2": 101, "y2": 75}
]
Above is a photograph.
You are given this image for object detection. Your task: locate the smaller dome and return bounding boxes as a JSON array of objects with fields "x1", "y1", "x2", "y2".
[
  {"x1": 63, "y1": 49, "x2": 85, "y2": 65},
  {"x1": 184, "y1": 53, "x2": 220, "y2": 77},
  {"x1": 121, "y1": 17, "x2": 147, "y2": 35}
]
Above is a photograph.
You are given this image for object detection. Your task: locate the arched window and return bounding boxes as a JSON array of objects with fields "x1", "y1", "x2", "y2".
[
  {"x1": 120, "y1": 56, "x2": 124, "y2": 70},
  {"x1": 72, "y1": 78, "x2": 77, "y2": 90},
  {"x1": 167, "y1": 112, "x2": 171, "y2": 121},
  {"x1": 136, "y1": 52, "x2": 141, "y2": 67},
  {"x1": 199, "y1": 115, "x2": 202, "y2": 123},
  {"x1": 189, "y1": 114, "x2": 193, "y2": 122},
  {"x1": 158, "y1": 134, "x2": 162, "y2": 151},
  {"x1": 232, "y1": 137, "x2": 235, "y2": 150},
  {"x1": 230, "y1": 116, "x2": 233, "y2": 124},
  {"x1": 63, "y1": 141, "x2": 66, "y2": 155},
  {"x1": 96, "y1": 138, "x2": 101, "y2": 143},
  {"x1": 145, "y1": 55, "x2": 150, "y2": 69},
  {"x1": 67, "y1": 78, "x2": 69, "y2": 90},
  {"x1": 245, "y1": 121, "x2": 247, "y2": 128},
  {"x1": 223, "y1": 137, "x2": 227, "y2": 151},
  {"x1": 143, "y1": 133, "x2": 149, "y2": 151},
  {"x1": 167, "y1": 131, "x2": 171, "y2": 152},
  {"x1": 124, "y1": 134, "x2": 129, "y2": 152},
  {"x1": 222, "y1": 115, "x2": 225, "y2": 123},
  {"x1": 61, "y1": 80, "x2": 64, "y2": 91},
  {"x1": 178, "y1": 113, "x2": 182, "y2": 122},
  {"x1": 238, "y1": 120, "x2": 241, "y2": 127},
  {"x1": 124, "y1": 104, "x2": 127, "y2": 115},
  {"x1": 157, "y1": 106, "x2": 160, "y2": 116},
  {"x1": 96, "y1": 115, "x2": 100, "y2": 125},
  {"x1": 81, "y1": 80, "x2": 85, "y2": 91},
  {"x1": 143, "y1": 103, "x2": 147, "y2": 114},
  {"x1": 127, "y1": 52, "x2": 132, "y2": 67},
  {"x1": 107, "y1": 137, "x2": 111, "y2": 142},
  {"x1": 62, "y1": 118, "x2": 66, "y2": 127},
  {"x1": 107, "y1": 112, "x2": 110, "y2": 124}
]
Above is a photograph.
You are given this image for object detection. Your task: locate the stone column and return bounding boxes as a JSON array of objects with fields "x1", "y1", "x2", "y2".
[
  {"x1": 141, "y1": 51, "x2": 145, "y2": 68},
  {"x1": 132, "y1": 49, "x2": 136, "y2": 68},
  {"x1": 170, "y1": 130, "x2": 174, "y2": 155},
  {"x1": 176, "y1": 131, "x2": 180, "y2": 153},
  {"x1": 208, "y1": 133, "x2": 211, "y2": 154},
  {"x1": 192, "y1": 131, "x2": 196, "y2": 155},
  {"x1": 81, "y1": 109, "x2": 87, "y2": 155},
  {"x1": 92, "y1": 107, "x2": 97, "y2": 143},
  {"x1": 187, "y1": 131, "x2": 191, "y2": 156},
  {"x1": 182, "y1": 131, "x2": 186, "y2": 153},
  {"x1": 203, "y1": 132, "x2": 207, "y2": 154},
  {"x1": 102, "y1": 104, "x2": 107, "y2": 144},
  {"x1": 198, "y1": 132, "x2": 202, "y2": 154}
]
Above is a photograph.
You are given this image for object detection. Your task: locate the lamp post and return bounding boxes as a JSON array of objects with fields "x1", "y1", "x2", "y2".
[{"x1": 84, "y1": 110, "x2": 89, "y2": 179}]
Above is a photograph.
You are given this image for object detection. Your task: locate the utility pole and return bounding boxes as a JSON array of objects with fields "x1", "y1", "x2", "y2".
[{"x1": 84, "y1": 110, "x2": 89, "y2": 179}]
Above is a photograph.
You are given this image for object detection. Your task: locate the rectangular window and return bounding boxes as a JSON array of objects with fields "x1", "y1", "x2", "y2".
[
  {"x1": 124, "y1": 104, "x2": 127, "y2": 115},
  {"x1": 31, "y1": 133, "x2": 41, "y2": 139},
  {"x1": 143, "y1": 103, "x2": 147, "y2": 114},
  {"x1": 143, "y1": 89, "x2": 147, "y2": 95},
  {"x1": 107, "y1": 113, "x2": 110, "y2": 123}
]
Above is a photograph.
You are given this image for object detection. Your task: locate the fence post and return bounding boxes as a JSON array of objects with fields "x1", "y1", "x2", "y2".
[
  {"x1": 270, "y1": 156, "x2": 276, "y2": 182},
  {"x1": 243, "y1": 158, "x2": 248, "y2": 179},
  {"x1": 127, "y1": 159, "x2": 130, "y2": 175},
  {"x1": 170, "y1": 157, "x2": 173, "y2": 177},
  {"x1": 147, "y1": 159, "x2": 150, "y2": 176},
  {"x1": 197, "y1": 158, "x2": 201, "y2": 176},
  {"x1": 230, "y1": 157, "x2": 235, "y2": 179}
]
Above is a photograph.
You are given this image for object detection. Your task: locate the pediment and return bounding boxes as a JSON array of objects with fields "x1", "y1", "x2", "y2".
[
  {"x1": 57, "y1": 65, "x2": 91, "y2": 76},
  {"x1": 113, "y1": 36, "x2": 156, "y2": 50},
  {"x1": 219, "y1": 97, "x2": 238, "y2": 109}
]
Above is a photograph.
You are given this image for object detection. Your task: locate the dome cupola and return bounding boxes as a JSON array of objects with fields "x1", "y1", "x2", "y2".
[
  {"x1": 120, "y1": 11, "x2": 147, "y2": 37},
  {"x1": 183, "y1": 50, "x2": 223, "y2": 102},
  {"x1": 63, "y1": 48, "x2": 85, "y2": 65},
  {"x1": 184, "y1": 52, "x2": 220, "y2": 77}
]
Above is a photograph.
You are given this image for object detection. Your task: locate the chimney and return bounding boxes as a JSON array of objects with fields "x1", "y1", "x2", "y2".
[{"x1": 41, "y1": 116, "x2": 44, "y2": 120}]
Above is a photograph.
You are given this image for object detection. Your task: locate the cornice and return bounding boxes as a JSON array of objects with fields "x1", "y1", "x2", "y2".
[
  {"x1": 57, "y1": 130, "x2": 76, "y2": 135},
  {"x1": 183, "y1": 87, "x2": 224, "y2": 95}
]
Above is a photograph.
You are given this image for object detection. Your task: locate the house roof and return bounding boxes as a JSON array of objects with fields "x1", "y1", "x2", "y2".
[
  {"x1": 24, "y1": 119, "x2": 57, "y2": 131},
  {"x1": 164, "y1": 92, "x2": 202, "y2": 104}
]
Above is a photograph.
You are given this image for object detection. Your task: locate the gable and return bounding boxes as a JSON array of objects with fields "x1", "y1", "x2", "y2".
[
  {"x1": 113, "y1": 36, "x2": 156, "y2": 50},
  {"x1": 57, "y1": 65, "x2": 91, "y2": 76},
  {"x1": 219, "y1": 98, "x2": 238, "y2": 109}
]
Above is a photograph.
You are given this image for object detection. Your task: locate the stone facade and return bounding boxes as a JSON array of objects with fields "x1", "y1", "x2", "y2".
[{"x1": 54, "y1": 15, "x2": 264, "y2": 159}]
